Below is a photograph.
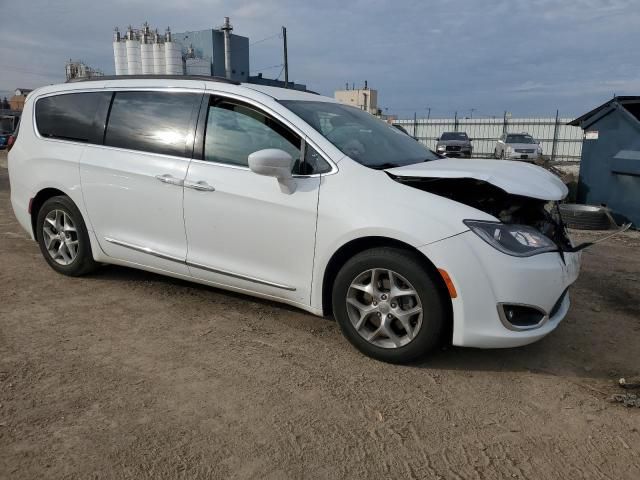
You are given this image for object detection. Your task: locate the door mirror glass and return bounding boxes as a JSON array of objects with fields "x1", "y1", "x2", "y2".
[{"x1": 248, "y1": 148, "x2": 296, "y2": 193}]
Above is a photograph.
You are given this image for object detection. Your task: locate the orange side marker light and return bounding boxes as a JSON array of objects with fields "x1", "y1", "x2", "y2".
[{"x1": 438, "y1": 268, "x2": 458, "y2": 298}]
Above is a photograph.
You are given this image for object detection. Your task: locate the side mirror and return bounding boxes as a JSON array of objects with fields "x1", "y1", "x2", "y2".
[{"x1": 248, "y1": 148, "x2": 296, "y2": 194}]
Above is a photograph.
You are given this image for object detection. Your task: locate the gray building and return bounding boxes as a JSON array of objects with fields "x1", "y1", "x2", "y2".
[{"x1": 173, "y1": 28, "x2": 250, "y2": 82}]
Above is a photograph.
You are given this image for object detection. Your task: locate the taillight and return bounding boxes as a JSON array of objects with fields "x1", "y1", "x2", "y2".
[{"x1": 6, "y1": 135, "x2": 15, "y2": 152}]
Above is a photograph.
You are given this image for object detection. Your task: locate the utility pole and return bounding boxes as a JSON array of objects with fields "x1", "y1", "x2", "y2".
[
  {"x1": 470, "y1": 108, "x2": 475, "y2": 119},
  {"x1": 426, "y1": 107, "x2": 431, "y2": 120},
  {"x1": 282, "y1": 26, "x2": 288, "y2": 88}
]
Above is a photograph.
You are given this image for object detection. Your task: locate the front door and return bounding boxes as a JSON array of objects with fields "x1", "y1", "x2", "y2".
[
  {"x1": 80, "y1": 90, "x2": 202, "y2": 274},
  {"x1": 183, "y1": 95, "x2": 323, "y2": 305}
]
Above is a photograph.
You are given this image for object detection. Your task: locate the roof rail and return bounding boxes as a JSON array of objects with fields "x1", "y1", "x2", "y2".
[{"x1": 66, "y1": 74, "x2": 241, "y2": 85}]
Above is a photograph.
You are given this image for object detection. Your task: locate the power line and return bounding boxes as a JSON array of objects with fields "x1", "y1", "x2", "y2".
[{"x1": 249, "y1": 32, "x2": 281, "y2": 46}]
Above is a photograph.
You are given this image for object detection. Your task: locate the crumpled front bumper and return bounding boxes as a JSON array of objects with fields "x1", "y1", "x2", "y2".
[{"x1": 419, "y1": 230, "x2": 581, "y2": 348}]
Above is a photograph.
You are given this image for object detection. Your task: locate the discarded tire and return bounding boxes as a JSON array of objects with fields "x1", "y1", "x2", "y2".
[{"x1": 559, "y1": 204, "x2": 612, "y2": 230}]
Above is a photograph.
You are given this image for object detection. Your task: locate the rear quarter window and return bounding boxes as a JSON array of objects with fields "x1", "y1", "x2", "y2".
[{"x1": 35, "y1": 92, "x2": 111, "y2": 142}]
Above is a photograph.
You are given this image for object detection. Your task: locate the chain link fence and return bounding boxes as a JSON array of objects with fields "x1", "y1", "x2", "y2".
[{"x1": 394, "y1": 112, "x2": 582, "y2": 162}]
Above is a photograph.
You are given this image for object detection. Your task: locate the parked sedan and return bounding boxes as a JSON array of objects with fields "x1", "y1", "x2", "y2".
[
  {"x1": 436, "y1": 132, "x2": 473, "y2": 158},
  {"x1": 494, "y1": 133, "x2": 543, "y2": 161}
]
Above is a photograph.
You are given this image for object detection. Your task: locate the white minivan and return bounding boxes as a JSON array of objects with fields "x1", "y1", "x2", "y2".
[{"x1": 8, "y1": 76, "x2": 581, "y2": 363}]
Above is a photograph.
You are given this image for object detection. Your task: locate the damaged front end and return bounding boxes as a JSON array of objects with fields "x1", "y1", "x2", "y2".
[{"x1": 392, "y1": 176, "x2": 574, "y2": 254}]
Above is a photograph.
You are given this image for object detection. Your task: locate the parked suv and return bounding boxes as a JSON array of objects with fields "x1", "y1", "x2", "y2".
[
  {"x1": 435, "y1": 131, "x2": 473, "y2": 158},
  {"x1": 8, "y1": 76, "x2": 580, "y2": 363},
  {"x1": 494, "y1": 132, "x2": 542, "y2": 161}
]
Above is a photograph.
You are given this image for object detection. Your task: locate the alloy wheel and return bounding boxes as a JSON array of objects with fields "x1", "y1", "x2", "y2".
[
  {"x1": 346, "y1": 268, "x2": 423, "y2": 349},
  {"x1": 42, "y1": 209, "x2": 79, "y2": 265}
]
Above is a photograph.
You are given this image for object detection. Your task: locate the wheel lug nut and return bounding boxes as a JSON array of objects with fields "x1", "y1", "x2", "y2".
[
  {"x1": 377, "y1": 312, "x2": 382, "y2": 317},
  {"x1": 391, "y1": 303, "x2": 396, "y2": 308},
  {"x1": 381, "y1": 294, "x2": 387, "y2": 300},
  {"x1": 372, "y1": 301, "x2": 377, "y2": 306},
  {"x1": 387, "y1": 314, "x2": 393, "y2": 319}
]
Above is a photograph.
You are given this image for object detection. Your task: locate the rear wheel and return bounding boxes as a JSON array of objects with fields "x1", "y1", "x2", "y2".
[
  {"x1": 332, "y1": 247, "x2": 447, "y2": 363},
  {"x1": 36, "y1": 196, "x2": 98, "y2": 276}
]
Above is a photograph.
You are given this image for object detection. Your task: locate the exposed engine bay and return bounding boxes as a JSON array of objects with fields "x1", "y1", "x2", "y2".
[{"x1": 391, "y1": 176, "x2": 574, "y2": 252}]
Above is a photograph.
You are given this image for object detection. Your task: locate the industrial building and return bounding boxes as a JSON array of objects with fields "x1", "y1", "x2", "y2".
[
  {"x1": 334, "y1": 82, "x2": 379, "y2": 115},
  {"x1": 112, "y1": 19, "x2": 305, "y2": 89},
  {"x1": 65, "y1": 60, "x2": 104, "y2": 81}
]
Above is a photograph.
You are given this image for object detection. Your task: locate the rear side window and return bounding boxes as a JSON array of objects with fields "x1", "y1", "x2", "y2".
[
  {"x1": 105, "y1": 91, "x2": 201, "y2": 158},
  {"x1": 36, "y1": 92, "x2": 110, "y2": 142}
]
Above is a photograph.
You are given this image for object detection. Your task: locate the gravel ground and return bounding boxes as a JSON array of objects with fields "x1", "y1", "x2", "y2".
[{"x1": 1, "y1": 155, "x2": 639, "y2": 479}]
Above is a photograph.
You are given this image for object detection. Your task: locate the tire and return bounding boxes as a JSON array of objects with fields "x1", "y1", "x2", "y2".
[
  {"x1": 332, "y1": 247, "x2": 447, "y2": 363},
  {"x1": 36, "y1": 196, "x2": 98, "y2": 276}
]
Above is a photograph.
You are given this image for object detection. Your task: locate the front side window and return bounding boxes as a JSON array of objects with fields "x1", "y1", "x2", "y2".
[
  {"x1": 204, "y1": 99, "x2": 301, "y2": 167},
  {"x1": 104, "y1": 91, "x2": 201, "y2": 157},
  {"x1": 36, "y1": 92, "x2": 110, "y2": 142},
  {"x1": 280, "y1": 100, "x2": 439, "y2": 169}
]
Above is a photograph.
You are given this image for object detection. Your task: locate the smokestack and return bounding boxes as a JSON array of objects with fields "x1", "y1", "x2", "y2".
[{"x1": 221, "y1": 16, "x2": 233, "y2": 80}]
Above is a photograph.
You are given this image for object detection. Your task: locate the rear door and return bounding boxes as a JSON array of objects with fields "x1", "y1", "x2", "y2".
[
  {"x1": 80, "y1": 89, "x2": 202, "y2": 273},
  {"x1": 183, "y1": 94, "x2": 328, "y2": 305}
]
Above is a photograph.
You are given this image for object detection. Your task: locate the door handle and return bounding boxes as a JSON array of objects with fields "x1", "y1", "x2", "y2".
[
  {"x1": 155, "y1": 174, "x2": 184, "y2": 186},
  {"x1": 184, "y1": 180, "x2": 216, "y2": 192}
]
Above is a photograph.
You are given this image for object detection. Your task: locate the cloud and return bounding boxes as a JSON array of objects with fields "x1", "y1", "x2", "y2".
[{"x1": 0, "y1": 0, "x2": 639, "y2": 116}]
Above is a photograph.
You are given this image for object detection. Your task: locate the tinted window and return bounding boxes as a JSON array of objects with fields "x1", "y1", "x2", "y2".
[
  {"x1": 204, "y1": 99, "x2": 300, "y2": 167},
  {"x1": 36, "y1": 92, "x2": 110, "y2": 142},
  {"x1": 293, "y1": 144, "x2": 332, "y2": 175},
  {"x1": 281, "y1": 100, "x2": 439, "y2": 169},
  {"x1": 105, "y1": 91, "x2": 200, "y2": 157}
]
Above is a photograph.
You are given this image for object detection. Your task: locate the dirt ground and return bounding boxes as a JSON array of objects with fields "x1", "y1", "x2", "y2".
[{"x1": 1, "y1": 154, "x2": 639, "y2": 479}]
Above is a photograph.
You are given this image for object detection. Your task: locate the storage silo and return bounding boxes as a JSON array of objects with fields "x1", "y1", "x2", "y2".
[
  {"x1": 140, "y1": 23, "x2": 154, "y2": 75},
  {"x1": 164, "y1": 28, "x2": 183, "y2": 75},
  {"x1": 113, "y1": 28, "x2": 128, "y2": 75},
  {"x1": 125, "y1": 26, "x2": 142, "y2": 75},
  {"x1": 153, "y1": 42, "x2": 166, "y2": 74}
]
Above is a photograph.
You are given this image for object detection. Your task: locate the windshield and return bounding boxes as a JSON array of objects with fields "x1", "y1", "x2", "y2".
[
  {"x1": 280, "y1": 100, "x2": 439, "y2": 169},
  {"x1": 440, "y1": 132, "x2": 468, "y2": 141},
  {"x1": 506, "y1": 134, "x2": 535, "y2": 144}
]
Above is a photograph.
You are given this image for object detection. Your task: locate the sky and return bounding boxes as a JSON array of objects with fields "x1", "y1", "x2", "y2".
[{"x1": 0, "y1": 0, "x2": 639, "y2": 118}]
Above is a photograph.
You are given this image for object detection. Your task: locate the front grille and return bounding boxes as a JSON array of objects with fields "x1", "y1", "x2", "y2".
[
  {"x1": 446, "y1": 145, "x2": 461, "y2": 151},
  {"x1": 515, "y1": 149, "x2": 535, "y2": 153}
]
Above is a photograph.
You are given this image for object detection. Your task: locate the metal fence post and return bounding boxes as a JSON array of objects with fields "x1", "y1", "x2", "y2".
[
  {"x1": 502, "y1": 111, "x2": 508, "y2": 134},
  {"x1": 551, "y1": 109, "x2": 559, "y2": 162},
  {"x1": 414, "y1": 111, "x2": 418, "y2": 138},
  {"x1": 454, "y1": 111, "x2": 458, "y2": 132}
]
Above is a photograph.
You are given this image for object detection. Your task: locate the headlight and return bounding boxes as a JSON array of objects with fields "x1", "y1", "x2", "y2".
[
  {"x1": 436, "y1": 145, "x2": 445, "y2": 151},
  {"x1": 464, "y1": 220, "x2": 557, "y2": 257}
]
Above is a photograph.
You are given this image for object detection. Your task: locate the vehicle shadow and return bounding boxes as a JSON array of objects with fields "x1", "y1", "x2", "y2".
[{"x1": 87, "y1": 264, "x2": 639, "y2": 385}]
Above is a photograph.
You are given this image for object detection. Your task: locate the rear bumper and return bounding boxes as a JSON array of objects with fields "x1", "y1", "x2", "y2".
[{"x1": 419, "y1": 231, "x2": 581, "y2": 348}]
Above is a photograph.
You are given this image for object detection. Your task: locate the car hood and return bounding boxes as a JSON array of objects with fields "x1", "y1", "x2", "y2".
[{"x1": 385, "y1": 158, "x2": 568, "y2": 201}]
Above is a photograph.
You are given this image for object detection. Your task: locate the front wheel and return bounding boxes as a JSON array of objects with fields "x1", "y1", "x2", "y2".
[{"x1": 332, "y1": 247, "x2": 447, "y2": 363}]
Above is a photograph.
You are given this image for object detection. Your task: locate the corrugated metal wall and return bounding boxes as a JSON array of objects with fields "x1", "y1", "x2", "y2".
[{"x1": 394, "y1": 116, "x2": 583, "y2": 162}]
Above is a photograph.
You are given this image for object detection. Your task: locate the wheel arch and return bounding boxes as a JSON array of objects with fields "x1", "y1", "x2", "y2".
[
  {"x1": 30, "y1": 188, "x2": 68, "y2": 240},
  {"x1": 321, "y1": 236, "x2": 453, "y2": 339}
]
